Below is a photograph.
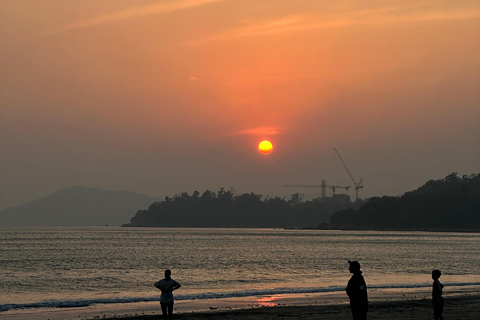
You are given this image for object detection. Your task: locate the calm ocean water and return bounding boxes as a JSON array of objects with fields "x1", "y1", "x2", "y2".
[{"x1": 1, "y1": 227, "x2": 479, "y2": 312}]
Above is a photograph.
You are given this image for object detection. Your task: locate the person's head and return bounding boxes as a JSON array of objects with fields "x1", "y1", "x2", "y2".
[
  {"x1": 432, "y1": 269, "x2": 441, "y2": 280},
  {"x1": 348, "y1": 260, "x2": 361, "y2": 274},
  {"x1": 164, "y1": 269, "x2": 172, "y2": 279}
]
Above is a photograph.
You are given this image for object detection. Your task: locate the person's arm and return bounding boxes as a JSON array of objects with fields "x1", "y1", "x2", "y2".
[{"x1": 173, "y1": 281, "x2": 181, "y2": 291}]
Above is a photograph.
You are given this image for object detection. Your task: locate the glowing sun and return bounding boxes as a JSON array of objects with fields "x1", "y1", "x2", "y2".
[{"x1": 258, "y1": 140, "x2": 273, "y2": 154}]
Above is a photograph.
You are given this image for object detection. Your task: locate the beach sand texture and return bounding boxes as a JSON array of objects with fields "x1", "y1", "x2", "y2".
[{"x1": 98, "y1": 295, "x2": 480, "y2": 320}]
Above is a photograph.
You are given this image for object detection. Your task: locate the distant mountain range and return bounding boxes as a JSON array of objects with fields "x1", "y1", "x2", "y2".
[{"x1": 0, "y1": 186, "x2": 160, "y2": 226}]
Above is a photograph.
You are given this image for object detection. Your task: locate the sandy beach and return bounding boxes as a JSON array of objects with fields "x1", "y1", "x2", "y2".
[
  {"x1": 1, "y1": 287, "x2": 479, "y2": 320},
  {"x1": 85, "y1": 287, "x2": 480, "y2": 320},
  {"x1": 97, "y1": 294, "x2": 480, "y2": 320}
]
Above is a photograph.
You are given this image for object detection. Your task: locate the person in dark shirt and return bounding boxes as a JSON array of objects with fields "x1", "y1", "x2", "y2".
[
  {"x1": 432, "y1": 269, "x2": 444, "y2": 320},
  {"x1": 346, "y1": 260, "x2": 368, "y2": 320},
  {"x1": 154, "y1": 269, "x2": 181, "y2": 320}
]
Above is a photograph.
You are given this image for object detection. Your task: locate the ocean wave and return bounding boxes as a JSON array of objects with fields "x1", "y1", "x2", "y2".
[{"x1": 1, "y1": 282, "x2": 479, "y2": 312}]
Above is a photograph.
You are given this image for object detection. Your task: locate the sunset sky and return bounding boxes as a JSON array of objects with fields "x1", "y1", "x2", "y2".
[{"x1": 1, "y1": 0, "x2": 479, "y2": 210}]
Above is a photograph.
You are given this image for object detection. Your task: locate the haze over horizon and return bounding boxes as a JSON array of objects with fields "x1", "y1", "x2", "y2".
[{"x1": 1, "y1": 0, "x2": 479, "y2": 211}]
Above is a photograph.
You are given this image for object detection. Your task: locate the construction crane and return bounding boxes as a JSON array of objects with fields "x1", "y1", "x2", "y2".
[
  {"x1": 284, "y1": 179, "x2": 350, "y2": 198},
  {"x1": 334, "y1": 148, "x2": 363, "y2": 201}
]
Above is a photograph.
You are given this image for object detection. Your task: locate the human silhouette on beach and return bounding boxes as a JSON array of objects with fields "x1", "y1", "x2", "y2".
[
  {"x1": 154, "y1": 269, "x2": 181, "y2": 320},
  {"x1": 432, "y1": 269, "x2": 444, "y2": 320},
  {"x1": 346, "y1": 260, "x2": 368, "y2": 320}
]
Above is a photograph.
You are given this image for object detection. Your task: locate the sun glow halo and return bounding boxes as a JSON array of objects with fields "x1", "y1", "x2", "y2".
[{"x1": 258, "y1": 140, "x2": 273, "y2": 154}]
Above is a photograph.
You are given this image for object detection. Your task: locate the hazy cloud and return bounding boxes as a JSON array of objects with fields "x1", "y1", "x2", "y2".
[
  {"x1": 182, "y1": 15, "x2": 305, "y2": 45},
  {"x1": 45, "y1": 0, "x2": 225, "y2": 35},
  {"x1": 183, "y1": 6, "x2": 480, "y2": 45}
]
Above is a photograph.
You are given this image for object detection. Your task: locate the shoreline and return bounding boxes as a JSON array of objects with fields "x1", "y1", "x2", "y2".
[
  {"x1": 119, "y1": 225, "x2": 480, "y2": 233},
  {"x1": 1, "y1": 286, "x2": 479, "y2": 320},
  {"x1": 102, "y1": 293, "x2": 480, "y2": 320},
  {"x1": 172, "y1": 294, "x2": 480, "y2": 320}
]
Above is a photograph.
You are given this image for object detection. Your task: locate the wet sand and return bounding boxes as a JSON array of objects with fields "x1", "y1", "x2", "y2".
[
  {"x1": 98, "y1": 294, "x2": 480, "y2": 320},
  {"x1": 2, "y1": 288, "x2": 478, "y2": 320}
]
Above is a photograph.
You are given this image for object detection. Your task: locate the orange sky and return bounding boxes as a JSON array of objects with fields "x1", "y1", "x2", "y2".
[{"x1": 1, "y1": 0, "x2": 479, "y2": 210}]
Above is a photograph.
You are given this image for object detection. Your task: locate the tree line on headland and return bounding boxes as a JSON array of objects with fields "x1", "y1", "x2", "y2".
[
  {"x1": 329, "y1": 172, "x2": 480, "y2": 231},
  {"x1": 123, "y1": 172, "x2": 480, "y2": 231},
  {"x1": 122, "y1": 188, "x2": 353, "y2": 228}
]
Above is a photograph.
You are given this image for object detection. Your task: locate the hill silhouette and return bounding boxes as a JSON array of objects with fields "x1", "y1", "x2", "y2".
[
  {"x1": 0, "y1": 186, "x2": 159, "y2": 226},
  {"x1": 327, "y1": 173, "x2": 480, "y2": 231}
]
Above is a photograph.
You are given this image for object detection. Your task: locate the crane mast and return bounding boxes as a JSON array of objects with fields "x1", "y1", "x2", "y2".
[
  {"x1": 334, "y1": 148, "x2": 363, "y2": 201},
  {"x1": 284, "y1": 179, "x2": 350, "y2": 198}
]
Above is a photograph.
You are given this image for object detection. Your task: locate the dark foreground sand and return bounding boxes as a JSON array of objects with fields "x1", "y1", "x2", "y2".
[{"x1": 99, "y1": 295, "x2": 480, "y2": 320}]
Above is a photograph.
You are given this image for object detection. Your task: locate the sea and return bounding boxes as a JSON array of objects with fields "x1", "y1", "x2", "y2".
[{"x1": 1, "y1": 227, "x2": 480, "y2": 317}]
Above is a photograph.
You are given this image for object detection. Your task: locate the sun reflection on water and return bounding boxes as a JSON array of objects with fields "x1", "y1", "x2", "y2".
[{"x1": 256, "y1": 295, "x2": 284, "y2": 307}]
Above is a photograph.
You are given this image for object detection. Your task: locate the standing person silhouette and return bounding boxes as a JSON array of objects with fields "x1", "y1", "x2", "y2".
[
  {"x1": 432, "y1": 269, "x2": 444, "y2": 320},
  {"x1": 346, "y1": 260, "x2": 368, "y2": 320},
  {"x1": 154, "y1": 269, "x2": 181, "y2": 320}
]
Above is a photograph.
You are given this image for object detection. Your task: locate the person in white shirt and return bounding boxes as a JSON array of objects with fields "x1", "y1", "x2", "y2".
[{"x1": 154, "y1": 269, "x2": 181, "y2": 320}]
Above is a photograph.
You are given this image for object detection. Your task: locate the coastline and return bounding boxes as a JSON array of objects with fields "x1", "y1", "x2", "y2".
[
  {"x1": 1, "y1": 286, "x2": 479, "y2": 320},
  {"x1": 104, "y1": 293, "x2": 480, "y2": 320}
]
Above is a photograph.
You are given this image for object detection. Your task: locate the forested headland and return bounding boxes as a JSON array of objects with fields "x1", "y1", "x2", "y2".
[
  {"x1": 327, "y1": 173, "x2": 480, "y2": 231},
  {"x1": 122, "y1": 189, "x2": 353, "y2": 228},
  {"x1": 123, "y1": 172, "x2": 480, "y2": 231}
]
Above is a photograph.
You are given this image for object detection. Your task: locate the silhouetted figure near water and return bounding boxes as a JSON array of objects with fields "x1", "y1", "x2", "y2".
[
  {"x1": 154, "y1": 269, "x2": 181, "y2": 320},
  {"x1": 432, "y1": 269, "x2": 444, "y2": 320},
  {"x1": 346, "y1": 260, "x2": 368, "y2": 320}
]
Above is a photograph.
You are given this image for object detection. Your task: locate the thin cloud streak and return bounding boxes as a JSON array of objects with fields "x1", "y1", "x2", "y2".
[
  {"x1": 234, "y1": 127, "x2": 282, "y2": 136},
  {"x1": 45, "y1": 0, "x2": 225, "y2": 35},
  {"x1": 182, "y1": 15, "x2": 305, "y2": 45},
  {"x1": 182, "y1": 7, "x2": 480, "y2": 46}
]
